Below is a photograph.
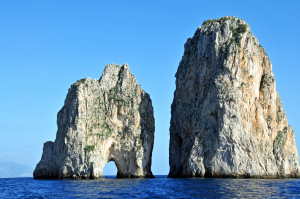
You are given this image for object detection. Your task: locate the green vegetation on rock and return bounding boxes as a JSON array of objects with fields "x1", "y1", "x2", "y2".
[
  {"x1": 108, "y1": 95, "x2": 128, "y2": 106},
  {"x1": 230, "y1": 37, "x2": 241, "y2": 47},
  {"x1": 73, "y1": 78, "x2": 86, "y2": 86},
  {"x1": 230, "y1": 24, "x2": 247, "y2": 35},
  {"x1": 84, "y1": 145, "x2": 95, "y2": 152},
  {"x1": 202, "y1": 16, "x2": 235, "y2": 26}
]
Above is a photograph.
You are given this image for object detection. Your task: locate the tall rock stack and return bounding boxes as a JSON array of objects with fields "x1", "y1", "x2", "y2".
[
  {"x1": 169, "y1": 16, "x2": 300, "y2": 178},
  {"x1": 34, "y1": 64, "x2": 155, "y2": 179}
]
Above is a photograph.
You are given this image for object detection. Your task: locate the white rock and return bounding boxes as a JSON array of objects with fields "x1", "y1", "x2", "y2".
[
  {"x1": 34, "y1": 64, "x2": 155, "y2": 179},
  {"x1": 169, "y1": 16, "x2": 300, "y2": 178}
]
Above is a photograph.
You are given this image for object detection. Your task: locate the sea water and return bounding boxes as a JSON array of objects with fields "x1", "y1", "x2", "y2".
[{"x1": 1, "y1": 176, "x2": 300, "y2": 198}]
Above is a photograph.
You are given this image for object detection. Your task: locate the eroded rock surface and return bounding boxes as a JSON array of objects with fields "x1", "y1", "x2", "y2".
[
  {"x1": 169, "y1": 16, "x2": 300, "y2": 178},
  {"x1": 34, "y1": 64, "x2": 155, "y2": 179}
]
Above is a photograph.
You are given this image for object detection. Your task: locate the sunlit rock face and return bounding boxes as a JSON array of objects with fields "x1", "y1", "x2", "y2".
[
  {"x1": 169, "y1": 16, "x2": 300, "y2": 178},
  {"x1": 34, "y1": 64, "x2": 155, "y2": 179}
]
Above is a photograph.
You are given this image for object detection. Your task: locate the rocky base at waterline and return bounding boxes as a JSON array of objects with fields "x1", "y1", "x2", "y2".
[
  {"x1": 169, "y1": 16, "x2": 300, "y2": 178},
  {"x1": 34, "y1": 64, "x2": 155, "y2": 179}
]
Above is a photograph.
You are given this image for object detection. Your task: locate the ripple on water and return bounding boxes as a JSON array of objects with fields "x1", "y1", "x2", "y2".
[{"x1": 1, "y1": 177, "x2": 300, "y2": 198}]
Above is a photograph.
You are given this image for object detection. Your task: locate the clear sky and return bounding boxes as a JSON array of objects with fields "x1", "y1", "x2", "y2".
[{"x1": 0, "y1": 0, "x2": 299, "y2": 176}]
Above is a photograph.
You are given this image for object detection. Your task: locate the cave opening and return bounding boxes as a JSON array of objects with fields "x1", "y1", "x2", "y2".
[{"x1": 103, "y1": 161, "x2": 118, "y2": 178}]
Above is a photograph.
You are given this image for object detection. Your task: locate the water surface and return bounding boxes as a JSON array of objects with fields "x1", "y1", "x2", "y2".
[{"x1": 1, "y1": 176, "x2": 300, "y2": 198}]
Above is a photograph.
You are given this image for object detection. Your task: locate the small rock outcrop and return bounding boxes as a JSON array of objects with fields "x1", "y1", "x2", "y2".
[
  {"x1": 169, "y1": 16, "x2": 300, "y2": 178},
  {"x1": 34, "y1": 64, "x2": 155, "y2": 179}
]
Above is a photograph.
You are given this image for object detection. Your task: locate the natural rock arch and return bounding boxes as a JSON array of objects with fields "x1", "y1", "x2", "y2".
[{"x1": 34, "y1": 64, "x2": 155, "y2": 179}]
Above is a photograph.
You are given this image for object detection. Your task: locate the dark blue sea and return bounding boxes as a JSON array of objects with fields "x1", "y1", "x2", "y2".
[{"x1": 1, "y1": 176, "x2": 300, "y2": 198}]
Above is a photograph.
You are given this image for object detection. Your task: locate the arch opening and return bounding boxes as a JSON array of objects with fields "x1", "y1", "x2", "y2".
[{"x1": 103, "y1": 161, "x2": 118, "y2": 178}]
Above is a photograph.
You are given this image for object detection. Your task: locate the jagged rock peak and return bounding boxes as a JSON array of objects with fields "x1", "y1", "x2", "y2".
[
  {"x1": 34, "y1": 63, "x2": 155, "y2": 179},
  {"x1": 169, "y1": 16, "x2": 300, "y2": 178},
  {"x1": 99, "y1": 63, "x2": 132, "y2": 90}
]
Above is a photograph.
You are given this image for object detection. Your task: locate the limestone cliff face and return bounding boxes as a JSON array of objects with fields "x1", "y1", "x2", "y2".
[
  {"x1": 34, "y1": 64, "x2": 155, "y2": 179},
  {"x1": 169, "y1": 16, "x2": 300, "y2": 178}
]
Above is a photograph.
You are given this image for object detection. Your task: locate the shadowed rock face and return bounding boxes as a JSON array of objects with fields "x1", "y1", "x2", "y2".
[
  {"x1": 169, "y1": 16, "x2": 300, "y2": 178},
  {"x1": 34, "y1": 64, "x2": 155, "y2": 179}
]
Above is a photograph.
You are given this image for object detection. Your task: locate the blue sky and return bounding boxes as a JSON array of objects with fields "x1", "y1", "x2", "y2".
[{"x1": 0, "y1": 0, "x2": 299, "y2": 176}]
